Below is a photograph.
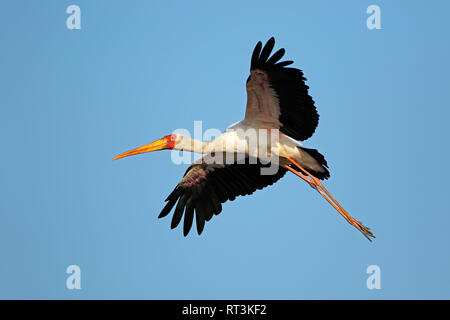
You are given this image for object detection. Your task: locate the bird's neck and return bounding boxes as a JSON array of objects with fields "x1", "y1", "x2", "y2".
[{"x1": 175, "y1": 136, "x2": 209, "y2": 154}]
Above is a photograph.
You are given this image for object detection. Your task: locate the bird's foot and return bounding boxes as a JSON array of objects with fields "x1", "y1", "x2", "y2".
[{"x1": 348, "y1": 217, "x2": 375, "y2": 242}]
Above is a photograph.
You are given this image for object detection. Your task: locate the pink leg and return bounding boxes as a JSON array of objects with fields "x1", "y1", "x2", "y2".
[{"x1": 284, "y1": 157, "x2": 375, "y2": 241}]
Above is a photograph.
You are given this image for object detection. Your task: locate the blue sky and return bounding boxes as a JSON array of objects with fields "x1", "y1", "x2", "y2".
[{"x1": 1, "y1": 0, "x2": 450, "y2": 299}]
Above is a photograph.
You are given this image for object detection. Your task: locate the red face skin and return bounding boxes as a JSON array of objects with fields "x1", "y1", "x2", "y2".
[{"x1": 165, "y1": 134, "x2": 177, "y2": 149}]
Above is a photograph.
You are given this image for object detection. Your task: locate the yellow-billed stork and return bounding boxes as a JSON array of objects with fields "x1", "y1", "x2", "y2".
[{"x1": 114, "y1": 37, "x2": 374, "y2": 241}]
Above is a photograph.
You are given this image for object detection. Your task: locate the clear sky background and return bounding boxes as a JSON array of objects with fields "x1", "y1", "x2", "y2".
[{"x1": 1, "y1": 0, "x2": 449, "y2": 299}]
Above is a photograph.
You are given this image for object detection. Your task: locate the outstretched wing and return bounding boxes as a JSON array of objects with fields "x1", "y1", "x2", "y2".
[
  {"x1": 158, "y1": 154, "x2": 286, "y2": 236},
  {"x1": 244, "y1": 37, "x2": 319, "y2": 141}
]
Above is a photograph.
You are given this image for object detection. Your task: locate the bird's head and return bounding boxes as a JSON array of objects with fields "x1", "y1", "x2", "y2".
[{"x1": 113, "y1": 134, "x2": 178, "y2": 160}]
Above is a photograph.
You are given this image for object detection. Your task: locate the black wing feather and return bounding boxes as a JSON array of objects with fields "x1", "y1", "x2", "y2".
[
  {"x1": 159, "y1": 157, "x2": 286, "y2": 236},
  {"x1": 258, "y1": 37, "x2": 275, "y2": 64},
  {"x1": 266, "y1": 48, "x2": 285, "y2": 65},
  {"x1": 171, "y1": 194, "x2": 187, "y2": 229},
  {"x1": 250, "y1": 41, "x2": 262, "y2": 71},
  {"x1": 183, "y1": 204, "x2": 195, "y2": 236},
  {"x1": 195, "y1": 201, "x2": 206, "y2": 234}
]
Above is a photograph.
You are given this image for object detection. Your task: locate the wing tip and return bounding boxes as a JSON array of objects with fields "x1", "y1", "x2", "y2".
[{"x1": 250, "y1": 37, "x2": 294, "y2": 71}]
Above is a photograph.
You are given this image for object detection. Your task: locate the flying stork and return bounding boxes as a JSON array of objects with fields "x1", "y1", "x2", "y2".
[{"x1": 114, "y1": 37, "x2": 375, "y2": 241}]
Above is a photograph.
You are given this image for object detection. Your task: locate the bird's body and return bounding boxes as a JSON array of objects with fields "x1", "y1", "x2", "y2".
[
  {"x1": 175, "y1": 120, "x2": 311, "y2": 165},
  {"x1": 114, "y1": 37, "x2": 374, "y2": 241}
]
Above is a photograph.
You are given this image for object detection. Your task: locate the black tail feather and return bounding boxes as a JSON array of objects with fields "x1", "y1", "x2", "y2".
[{"x1": 298, "y1": 147, "x2": 330, "y2": 180}]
